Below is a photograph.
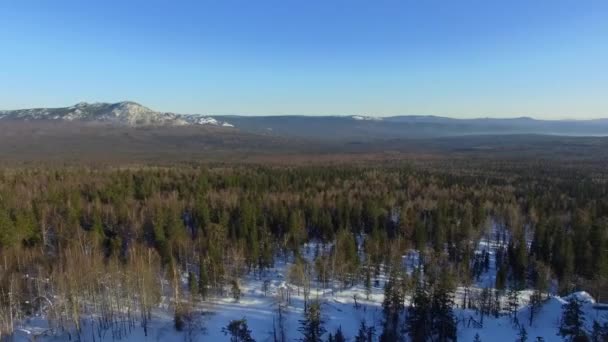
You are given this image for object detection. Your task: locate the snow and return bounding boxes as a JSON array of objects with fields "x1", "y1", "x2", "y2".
[
  {"x1": 12, "y1": 255, "x2": 385, "y2": 342},
  {"x1": 193, "y1": 117, "x2": 219, "y2": 125},
  {"x1": 10, "y1": 239, "x2": 608, "y2": 341},
  {"x1": 11, "y1": 271, "x2": 608, "y2": 342},
  {"x1": 458, "y1": 294, "x2": 608, "y2": 341},
  {"x1": 352, "y1": 115, "x2": 382, "y2": 121},
  {"x1": 179, "y1": 114, "x2": 234, "y2": 127},
  {"x1": 200, "y1": 275, "x2": 384, "y2": 341},
  {"x1": 564, "y1": 291, "x2": 596, "y2": 304},
  {"x1": 0, "y1": 102, "x2": 236, "y2": 128},
  {"x1": 14, "y1": 272, "x2": 607, "y2": 342}
]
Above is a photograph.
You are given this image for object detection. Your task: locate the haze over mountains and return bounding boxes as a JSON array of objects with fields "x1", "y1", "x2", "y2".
[
  {"x1": 0, "y1": 100, "x2": 607, "y2": 166},
  {"x1": 1, "y1": 101, "x2": 607, "y2": 140}
]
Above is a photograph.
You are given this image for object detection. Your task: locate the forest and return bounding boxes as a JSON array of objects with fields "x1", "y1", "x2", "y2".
[{"x1": 0, "y1": 160, "x2": 607, "y2": 341}]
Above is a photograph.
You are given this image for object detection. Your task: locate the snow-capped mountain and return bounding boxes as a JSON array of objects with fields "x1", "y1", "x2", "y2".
[
  {"x1": 0, "y1": 101, "x2": 234, "y2": 127},
  {"x1": 180, "y1": 114, "x2": 234, "y2": 127},
  {"x1": 351, "y1": 115, "x2": 382, "y2": 121}
]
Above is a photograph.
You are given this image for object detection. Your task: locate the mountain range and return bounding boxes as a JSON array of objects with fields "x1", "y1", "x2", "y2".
[{"x1": 1, "y1": 101, "x2": 607, "y2": 139}]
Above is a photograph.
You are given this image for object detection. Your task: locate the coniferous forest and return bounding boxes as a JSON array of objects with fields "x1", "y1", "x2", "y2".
[
  {"x1": 0, "y1": 161, "x2": 607, "y2": 341},
  {"x1": 3, "y1": 0, "x2": 608, "y2": 340}
]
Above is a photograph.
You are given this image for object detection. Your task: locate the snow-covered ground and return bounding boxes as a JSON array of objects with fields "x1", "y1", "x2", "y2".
[
  {"x1": 10, "y1": 237, "x2": 608, "y2": 341},
  {"x1": 13, "y1": 267, "x2": 607, "y2": 341},
  {"x1": 12, "y1": 255, "x2": 385, "y2": 341},
  {"x1": 458, "y1": 292, "x2": 607, "y2": 341}
]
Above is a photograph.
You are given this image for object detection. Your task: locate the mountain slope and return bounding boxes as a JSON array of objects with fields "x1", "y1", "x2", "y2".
[
  {"x1": 2, "y1": 101, "x2": 607, "y2": 138},
  {"x1": 0, "y1": 101, "x2": 233, "y2": 127}
]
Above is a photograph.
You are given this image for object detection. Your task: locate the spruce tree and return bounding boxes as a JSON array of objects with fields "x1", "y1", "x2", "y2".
[
  {"x1": 364, "y1": 266, "x2": 372, "y2": 300},
  {"x1": 355, "y1": 320, "x2": 375, "y2": 342},
  {"x1": 381, "y1": 275, "x2": 404, "y2": 341},
  {"x1": 222, "y1": 318, "x2": 255, "y2": 342},
  {"x1": 299, "y1": 300, "x2": 325, "y2": 342},
  {"x1": 0, "y1": 206, "x2": 15, "y2": 248},
  {"x1": 507, "y1": 287, "x2": 520, "y2": 325},
  {"x1": 528, "y1": 290, "x2": 542, "y2": 326},
  {"x1": 496, "y1": 264, "x2": 507, "y2": 291},
  {"x1": 590, "y1": 320, "x2": 608, "y2": 342},
  {"x1": 479, "y1": 287, "x2": 492, "y2": 325},
  {"x1": 199, "y1": 255, "x2": 209, "y2": 300},
  {"x1": 187, "y1": 271, "x2": 198, "y2": 298},
  {"x1": 431, "y1": 278, "x2": 457, "y2": 341},
  {"x1": 493, "y1": 289, "x2": 501, "y2": 318},
  {"x1": 517, "y1": 326, "x2": 528, "y2": 342},
  {"x1": 333, "y1": 326, "x2": 346, "y2": 342},
  {"x1": 559, "y1": 296, "x2": 587, "y2": 341},
  {"x1": 406, "y1": 284, "x2": 431, "y2": 341}
]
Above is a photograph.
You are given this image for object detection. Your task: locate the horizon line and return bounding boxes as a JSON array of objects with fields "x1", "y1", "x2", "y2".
[{"x1": 1, "y1": 100, "x2": 607, "y2": 122}]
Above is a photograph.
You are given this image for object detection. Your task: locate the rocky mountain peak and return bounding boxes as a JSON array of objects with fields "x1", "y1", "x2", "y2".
[{"x1": 0, "y1": 101, "x2": 234, "y2": 128}]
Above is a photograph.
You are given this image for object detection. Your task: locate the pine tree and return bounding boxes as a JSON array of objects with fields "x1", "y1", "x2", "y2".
[
  {"x1": 90, "y1": 209, "x2": 105, "y2": 248},
  {"x1": 222, "y1": 318, "x2": 255, "y2": 342},
  {"x1": 381, "y1": 275, "x2": 404, "y2": 341},
  {"x1": 496, "y1": 264, "x2": 507, "y2": 291},
  {"x1": 199, "y1": 255, "x2": 209, "y2": 300},
  {"x1": 299, "y1": 300, "x2": 325, "y2": 342},
  {"x1": 355, "y1": 320, "x2": 375, "y2": 342},
  {"x1": 493, "y1": 289, "x2": 501, "y2": 318},
  {"x1": 517, "y1": 326, "x2": 528, "y2": 342},
  {"x1": 513, "y1": 232, "x2": 528, "y2": 286},
  {"x1": 559, "y1": 296, "x2": 587, "y2": 341},
  {"x1": 0, "y1": 206, "x2": 15, "y2": 248},
  {"x1": 479, "y1": 287, "x2": 492, "y2": 325},
  {"x1": 590, "y1": 320, "x2": 608, "y2": 342},
  {"x1": 287, "y1": 210, "x2": 306, "y2": 255},
  {"x1": 187, "y1": 271, "x2": 198, "y2": 298},
  {"x1": 507, "y1": 287, "x2": 520, "y2": 325},
  {"x1": 431, "y1": 277, "x2": 457, "y2": 341},
  {"x1": 528, "y1": 290, "x2": 542, "y2": 326},
  {"x1": 406, "y1": 284, "x2": 431, "y2": 341},
  {"x1": 364, "y1": 266, "x2": 372, "y2": 300},
  {"x1": 333, "y1": 326, "x2": 346, "y2": 342},
  {"x1": 414, "y1": 218, "x2": 426, "y2": 250}
]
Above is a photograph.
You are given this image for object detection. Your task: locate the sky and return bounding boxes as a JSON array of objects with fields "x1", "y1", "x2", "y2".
[{"x1": 0, "y1": 0, "x2": 607, "y2": 119}]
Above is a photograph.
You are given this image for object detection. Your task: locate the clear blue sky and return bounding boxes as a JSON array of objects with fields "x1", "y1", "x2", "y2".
[{"x1": 1, "y1": 0, "x2": 607, "y2": 118}]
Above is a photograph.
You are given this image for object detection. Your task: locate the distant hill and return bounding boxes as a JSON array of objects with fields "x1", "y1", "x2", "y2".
[
  {"x1": 1, "y1": 101, "x2": 606, "y2": 139},
  {"x1": 0, "y1": 101, "x2": 233, "y2": 127},
  {"x1": 215, "y1": 114, "x2": 608, "y2": 140}
]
